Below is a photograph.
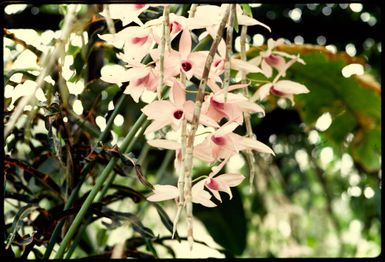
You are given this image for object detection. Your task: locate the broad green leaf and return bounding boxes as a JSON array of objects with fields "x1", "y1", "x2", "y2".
[
  {"x1": 247, "y1": 44, "x2": 381, "y2": 172},
  {"x1": 193, "y1": 187, "x2": 247, "y2": 256}
]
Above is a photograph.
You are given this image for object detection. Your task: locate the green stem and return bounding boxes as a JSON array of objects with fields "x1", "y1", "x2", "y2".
[
  {"x1": 54, "y1": 113, "x2": 147, "y2": 259},
  {"x1": 43, "y1": 95, "x2": 128, "y2": 259}
]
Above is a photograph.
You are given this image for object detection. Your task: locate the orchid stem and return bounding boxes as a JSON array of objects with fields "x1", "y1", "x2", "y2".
[
  {"x1": 183, "y1": 5, "x2": 231, "y2": 250},
  {"x1": 173, "y1": 72, "x2": 187, "y2": 238},
  {"x1": 223, "y1": 4, "x2": 236, "y2": 102},
  {"x1": 240, "y1": 24, "x2": 257, "y2": 193}
]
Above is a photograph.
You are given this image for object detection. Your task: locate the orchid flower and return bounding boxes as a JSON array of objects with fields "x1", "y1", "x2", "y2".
[
  {"x1": 196, "y1": 159, "x2": 245, "y2": 202},
  {"x1": 188, "y1": 4, "x2": 270, "y2": 36},
  {"x1": 145, "y1": 13, "x2": 188, "y2": 43},
  {"x1": 252, "y1": 55, "x2": 309, "y2": 105},
  {"x1": 252, "y1": 79, "x2": 310, "y2": 105},
  {"x1": 100, "y1": 62, "x2": 159, "y2": 103},
  {"x1": 147, "y1": 182, "x2": 216, "y2": 207},
  {"x1": 194, "y1": 121, "x2": 275, "y2": 163},
  {"x1": 202, "y1": 81, "x2": 265, "y2": 124},
  {"x1": 99, "y1": 26, "x2": 155, "y2": 64},
  {"x1": 150, "y1": 29, "x2": 208, "y2": 80},
  {"x1": 250, "y1": 38, "x2": 306, "y2": 78},
  {"x1": 141, "y1": 79, "x2": 219, "y2": 134},
  {"x1": 99, "y1": 4, "x2": 149, "y2": 26}
]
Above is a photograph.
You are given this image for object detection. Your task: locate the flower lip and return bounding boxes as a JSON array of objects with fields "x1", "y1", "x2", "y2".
[
  {"x1": 181, "y1": 61, "x2": 192, "y2": 72},
  {"x1": 173, "y1": 109, "x2": 184, "y2": 120},
  {"x1": 210, "y1": 96, "x2": 225, "y2": 110},
  {"x1": 170, "y1": 21, "x2": 182, "y2": 33},
  {"x1": 134, "y1": 73, "x2": 150, "y2": 86},
  {"x1": 214, "y1": 59, "x2": 222, "y2": 67},
  {"x1": 211, "y1": 135, "x2": 226, "y2": 145},
  {"x1": 134, "y1": 4, "x2": 146, "y2": 9},
  {"x1": 131, "y1": 35, "x2": 149, "y2": 45},
  {"x1": 206, "y1": 178, "x2": 220, "y2": 190},
  {"x1": 265, "y1": 54, "x2": 280, "y2": 66},
  {"x1": 270, "y1": 85, "x2": 287, "y2": 96}
]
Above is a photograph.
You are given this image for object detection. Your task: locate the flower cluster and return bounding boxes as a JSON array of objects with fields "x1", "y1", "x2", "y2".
[{"x1": 99, "y1": 4, "x2": 308, "y2": 212}]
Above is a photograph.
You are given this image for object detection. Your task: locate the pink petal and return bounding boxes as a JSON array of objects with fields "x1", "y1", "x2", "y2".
[
  {"x1": 237, "y1": 135, "x2": 275, "y2": 155},
  {"x1": 237, "y1": 101, "x2": 265, "y2": 115},
  {"x1": 179, "y1": 29, "x2": 191, "y2": 59},
  {"x1": 143, "y1": 118, "x2": 171, "y2": 135},
  {"x1": 170, "y1": 79, "x2": 186, "y2": 107},
  {"x1": 215, "y1": 122, "x2": 239, "y2": 136},
  {"x1": 261, "y1": 59, "x2": 273, "y2": 78},
  {"x1": 216, "y1": 173, "x2": 245, "y2": 187},
  {"x1": 124, "y1": 83, "x2": 144, "y2": 103},
  {"x1": 273, "y1": 80, "x2": 309, "y2": 95},
  {"x1": 141, "y1": 101, "x2": 175, "y2": 120},
  {"x1": 147, "y1": 139, "x2": 181, "y2": 150},
  {"x1": 192, "y1": 180, "x2": 217, "y2": 207},
  {"x1": 147, "y1": 184, "x2": 179, "y2": 202},
  {"x1": 231, "y1": 58, "x2": 263, "y2": 74},
  {"x1": 183, "y1": 101, "x2": 219, "y2": 128},
  {"x1": 194, "y1": 141, "x2": 215, "y2": 163},
  {"x1": 252, "y1": 82, "x2": 273, "y2": 101}
]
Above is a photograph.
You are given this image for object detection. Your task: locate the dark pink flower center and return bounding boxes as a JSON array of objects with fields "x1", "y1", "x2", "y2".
[
  {"x1": 214, "y1": 59, "x2": 223, "y2": 69},
  {"x1": 211, "y1": 135, "x2": 226, "y2": 145},
  {"x1": 206, "y1": 178, "x2": 220, "y2": 190},
  {"x1": 181, "y1": 61, "x2": 192, "y2": 72},
  {"x1": 134, "y1": 4, "x2": 146, "y2": 9},
  {"x1": 173, "y1": 109, "x2": 184, "y2": 120},
  {"x1": 270, "y1": 86, "x2": 286, "y2": 96},
  {"x1": 134, "y1": 74, "x2": 149, "y2": 86},
  {"x1": 169, "y1": 21, "x2": 182, "y2": 33},
  {"x1": 265, "y1": 54, "x2": 280, "y2": 66},
  {"x1": 131, "y1": 36, "x2": 149, "y2": 45},
  {"x1": 210, "y1": 97, "x2": 225, "y2": 110}
]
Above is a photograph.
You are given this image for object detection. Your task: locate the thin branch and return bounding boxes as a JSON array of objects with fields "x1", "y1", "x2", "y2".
[
  {"x1": 223, "y1": 4, "x2": 236, "y2": 102},
  {"x1": 183, "y1": 5, "x2": 231, "y2": 250},
  {"x1": 240, "y1": 23, "x2": 257, "y2": 193},
  {"x1": 3, "y1": 28, "x2": 43, "y2": 57}
]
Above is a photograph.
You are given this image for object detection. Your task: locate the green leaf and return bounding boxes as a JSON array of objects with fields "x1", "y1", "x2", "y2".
[
  {"x1": 350, "y1": 127, "x2": 381, "y2": 172},
  {"x1": 6, "y1": 203, "x2": 40, "y2": 249},
  {"x1": 193, "y1": 187, "x2": 247, "y2": 256},
  {"x1": 241, "y1": 4, "x2": 253, "y2": 17},
  {"x1": 151, "y1": 202, "x2": 180, "y2": 241},
  {"x1": 248, "y1": 45, "x2": 381, "y2": 172}
]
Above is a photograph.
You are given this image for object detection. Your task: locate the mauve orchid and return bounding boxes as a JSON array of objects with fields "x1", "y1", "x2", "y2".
[
  {"x1": 194, "y1": 121, "x2": 275, "y2": 163},
  {"x1": 141, "y1": 79, "x2": 219, "y2": 134},
  {"x1": 252, "y1": 79, "x2": 310, "y2": 105},
  {"x1": 188, "y1": 4, "x2": 270, "y2": 37},
  {"x1": 150, "y1": 29, "x2": 207, "y2": 80},
  {"x1": 99, "y1": 26, "x2": 154, "y2": 64},
  {"x1": 99, "y1": 4, "x2": 149, "y2": 26},
  {"x1": 196, "y1": 159, "x2": 245, "y2": 202},
  {"x1": 145, "y1": 13, "x2": 188, "y2": 43},
  {"x1": 202, "y1": 81, "x2": 265, "y2": 124},
  {"x1": 147, "y1": 182, "x2": 216, "y2": 207},
  {"x1": 251, "y1": 38, "x2": 306, "y2": 78},
  {"x1": 100, "y1": 62, "x2": 159, "y2": 103}
]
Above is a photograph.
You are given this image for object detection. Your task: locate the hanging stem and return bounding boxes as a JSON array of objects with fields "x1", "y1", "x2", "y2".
[
  {"x1": 158, "y1": 5, "x2": 170, "y2": 99},
  {"x1": 240, "y1": 24, "x2": 257, "y2": 192},
  {"x1": 188, "y1": 4, "x2": 198, "y2": 18},
  {"x1": 173, "y1": 72, "x2": 187, "y2": 238},
  {"x1": 183, "y1": 5, "x2": 231, "y2": 250},
  {"x1": 223, "y1": 4, "x2": 236, "y2": 102}
]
